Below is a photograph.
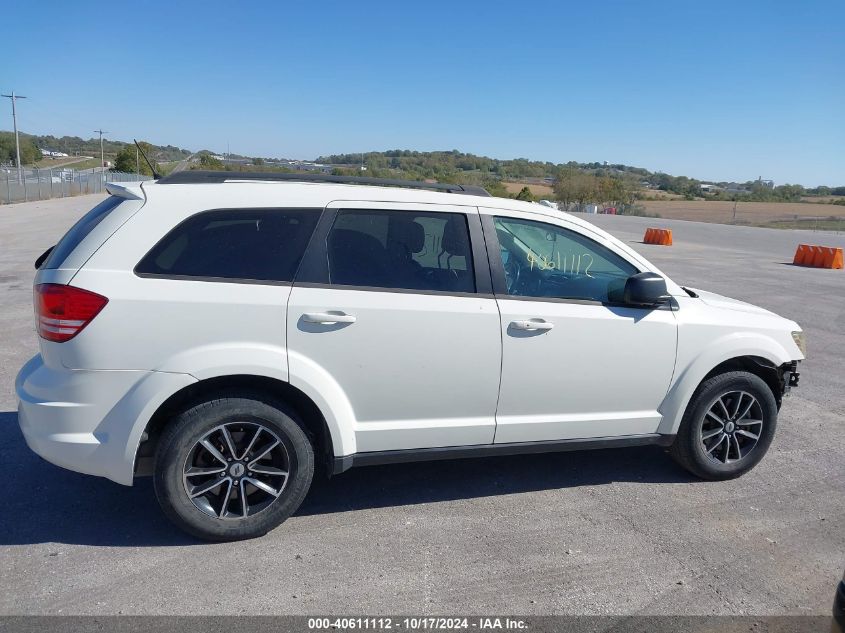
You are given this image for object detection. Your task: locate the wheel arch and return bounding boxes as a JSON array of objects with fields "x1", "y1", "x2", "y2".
[
  {"x1": 657, "y1": 334, "x2": 792, "y2": 435},
  {"x1": 134, "y1": 374, "x2": 339, "y2": 479},
  {"x1": 700, "y1": 356, "x2": 783, "y2": 408}
]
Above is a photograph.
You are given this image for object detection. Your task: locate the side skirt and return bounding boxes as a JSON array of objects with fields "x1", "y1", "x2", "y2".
[{"x1": 332, "y1": 433, "x2": 674, "y2": 475}]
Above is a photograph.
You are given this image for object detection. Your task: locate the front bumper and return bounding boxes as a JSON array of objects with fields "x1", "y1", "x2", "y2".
[
  {"x1": 781, "y1": 360, "x2": 800, "y2": 395},
  {"x1": 834, "y1": 579, "x2": 845, "y2": 631},
  {"x1": 15, "y1": 354, "x2": 195, "y2": 485}
]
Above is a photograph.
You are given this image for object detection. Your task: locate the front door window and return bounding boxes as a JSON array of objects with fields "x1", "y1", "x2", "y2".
[{"x1": 493, "y1": 217, "x2": 637, "y2": 302}]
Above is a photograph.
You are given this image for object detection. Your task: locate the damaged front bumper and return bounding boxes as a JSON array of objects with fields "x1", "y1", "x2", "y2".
[{"x1": 781, "y1": 360, "x2": 800, "y2": 395}]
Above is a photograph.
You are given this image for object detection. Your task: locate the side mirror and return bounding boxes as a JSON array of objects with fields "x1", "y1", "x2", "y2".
[{"x1": 623, "y1": 272, "x2": 670, "y2": 307}]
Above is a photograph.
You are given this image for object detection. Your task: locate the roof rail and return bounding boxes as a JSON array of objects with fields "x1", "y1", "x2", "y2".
[{"x1": 155, "y1": 170, "x2": 491, "y2": 197}]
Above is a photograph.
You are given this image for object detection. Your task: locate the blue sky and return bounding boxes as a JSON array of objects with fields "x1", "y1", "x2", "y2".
[{"x1": 3, "y1": 0, "x2": 843, "y2": 185}]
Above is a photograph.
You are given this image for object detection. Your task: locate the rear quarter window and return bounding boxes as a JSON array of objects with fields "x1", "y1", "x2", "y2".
[
  {"x1": 42, "y1": 196, "x2": 124, "y2": 269},
  {"x1": 135, "y1": 208, "x2": 320, "y2": 283}
]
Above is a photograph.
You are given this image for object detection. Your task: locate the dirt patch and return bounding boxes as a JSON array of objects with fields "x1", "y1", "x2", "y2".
[{"x1": 502, "y1": 181, "x2": 554, "y2": 197}]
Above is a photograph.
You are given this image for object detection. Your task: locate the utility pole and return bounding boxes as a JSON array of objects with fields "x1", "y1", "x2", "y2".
[
  {"x1": 2, "y1": 91, "x2": 27, "y2": 183},
  {"x1": 94, "y1": 129, "x2": 107, "y2": 175}
]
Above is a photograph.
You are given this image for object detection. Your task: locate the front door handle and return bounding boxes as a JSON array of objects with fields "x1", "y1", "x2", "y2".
[
  {"x1": 511, "y1": 319, "x2": 554, "y2": 331},
  {"x1": 304, "y1": 312, "x2": 357, "y2": 324}
]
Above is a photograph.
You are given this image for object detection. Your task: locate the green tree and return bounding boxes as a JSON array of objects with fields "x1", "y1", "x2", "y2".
[
  {"x1": 483, "y1": 180, "x2": 509, "y2": 198},
  {"x1": 515, "y1": 186, "x2": 534, "y2": 201},
  {"x1": 113, "y1": 142, "x2": 155, "y2": 176},
  {"x1": 553, "y1": 165, "x2": 581, "y2": 211},
  {"x1": 774, "y1": 184, "x2": 805, "y2": 201},
  {"x1": 555, "y1": 167, "x2": 599, "y2": 211},
  {"x1": 0, "y1": 132, "x2": 41, "y2": 166},
  {"x1": 198, "y1": 153, "x2": 224, "y2": 170}
]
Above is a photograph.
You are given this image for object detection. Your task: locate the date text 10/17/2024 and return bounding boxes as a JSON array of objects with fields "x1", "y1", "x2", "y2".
[{"x1": 307, "y1": 617, "x2": 528, "y2": 630}]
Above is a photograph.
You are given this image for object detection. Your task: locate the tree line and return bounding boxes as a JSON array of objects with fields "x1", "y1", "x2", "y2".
[
  {"x1": 0, "y1": 131, "x2": 41, "y2": 166},
  {"x1": 6, "y1": 133, "x2": 842, "y2": 204},
  {"x1": 0, "y1": 130, "x2": 191, "y2": 169},
  {"x1": 318, "y1": 150, "x2": 842, "y2": 204}
]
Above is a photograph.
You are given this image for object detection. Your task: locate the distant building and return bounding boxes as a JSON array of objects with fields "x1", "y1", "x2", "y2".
[{"x1": 279, "y1": 160, "x2": 331, "y2": 173}]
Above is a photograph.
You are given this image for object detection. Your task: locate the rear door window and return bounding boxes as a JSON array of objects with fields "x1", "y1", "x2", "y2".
[
  {"x1": 135, "y1": 208, "x2": 320, "y2": 283},
  {"x1": 327, "y1": 209, "x2": 475, "y2": 293},
  {"x1": 42, "y1": 196, "x2": 123, "y2": 269}
]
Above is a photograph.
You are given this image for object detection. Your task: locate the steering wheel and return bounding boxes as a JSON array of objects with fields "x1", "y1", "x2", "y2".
[{"x1": 503, "y1": 253, "x2": 521, "y2": 292}]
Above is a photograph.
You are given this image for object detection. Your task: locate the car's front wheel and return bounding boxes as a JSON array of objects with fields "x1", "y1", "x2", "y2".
[
  {"x1": 154, "y1": 393, "x2": 314, "y2": 541},
  {"x1": 670, "y1": 371, "x2": 778, "y2": 480}
]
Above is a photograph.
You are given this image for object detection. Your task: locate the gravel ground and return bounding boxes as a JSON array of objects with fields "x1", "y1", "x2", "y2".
[{"x1": 0, "y1": 195, "x2": 842, "y2": 616}]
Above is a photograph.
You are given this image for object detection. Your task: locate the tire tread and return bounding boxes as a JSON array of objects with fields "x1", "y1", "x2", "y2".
[
  {"x1": 669, "y1": 371, "x2": 777, "y2": 480},
  {"x1": 153, "y1": 390, "x2": 314, "y2": 541}
]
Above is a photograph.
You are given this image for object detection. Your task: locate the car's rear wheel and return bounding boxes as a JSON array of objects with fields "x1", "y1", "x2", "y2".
[
  {"x1": 670, "y1": 371, "x2": 778, "y2": 480},
  {"x1": 154, "y1": 393, "x2": 314, "y2": 541}
]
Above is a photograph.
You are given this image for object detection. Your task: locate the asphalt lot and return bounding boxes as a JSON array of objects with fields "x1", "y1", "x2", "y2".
[{"x1": 0, "y1": 195, "x2": 843, "y2": 615}]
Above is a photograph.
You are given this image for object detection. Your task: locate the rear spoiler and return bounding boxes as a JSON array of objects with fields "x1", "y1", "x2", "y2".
[{"x1": 105, "y1": 182, "x2": 145, "y2": 201}]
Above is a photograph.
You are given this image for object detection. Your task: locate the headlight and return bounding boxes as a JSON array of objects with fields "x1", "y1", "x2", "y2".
[{"x1": 791, "y1": 331, "x2": 807, "y2": 357}]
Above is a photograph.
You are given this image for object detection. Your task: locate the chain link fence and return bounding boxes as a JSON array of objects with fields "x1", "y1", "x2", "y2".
[{"x1": 1, "y1": 167, "x2": 152, "y2": 204}]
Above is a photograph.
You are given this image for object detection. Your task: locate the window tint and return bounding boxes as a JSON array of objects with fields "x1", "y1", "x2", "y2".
[
  {"x1": 136, "y1": 209, "x2": 319, "y2": 282},
  {"x1": 493, "y1": 216, "x2": 637, "y2": 302},
  {"x1": 327, "y1": 210, "x2": 475, "y2": 293},
  {"x1": 43, "y1": 196, "x2": 123, "y2": 269}
]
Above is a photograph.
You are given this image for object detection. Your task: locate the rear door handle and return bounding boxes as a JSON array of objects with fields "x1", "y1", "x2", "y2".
[
  {"x1": 304, "y1": 312, "x2": 357, "y2": 324},
  {"x1": 511, "y1": 319, "x2": 554, "y2": 331}
]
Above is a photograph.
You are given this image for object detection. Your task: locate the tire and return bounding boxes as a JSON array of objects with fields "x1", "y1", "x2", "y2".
[
  {"x1": 153, "y1": 392, "x2": 314, "y2": 541},
  {"x1": 669, "y1": 371, "x2": 778, "y2": 480}
]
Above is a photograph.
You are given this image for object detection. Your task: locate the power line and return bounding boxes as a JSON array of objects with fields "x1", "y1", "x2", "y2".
[{"x1": 2, "y1": 91, "x2": 27, "y2": 183}]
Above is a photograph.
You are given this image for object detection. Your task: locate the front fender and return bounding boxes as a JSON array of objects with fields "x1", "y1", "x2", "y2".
[{"x1": 657, "y1": 331, "x2": 793, "y2": 435}]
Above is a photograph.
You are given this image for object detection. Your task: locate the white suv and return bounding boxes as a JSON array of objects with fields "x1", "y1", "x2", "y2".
[{"x1": 16, "y1": 172, "x2": 805, "y2": 541}]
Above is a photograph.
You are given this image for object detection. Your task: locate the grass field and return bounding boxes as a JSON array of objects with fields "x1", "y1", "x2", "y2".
[
  {"x1": 639, "y1": 199, "x2": 845, "y2": 228},
  {"x1": 503, "y1": 181, "x2": 845, "y2": 231},
  {"x1": 801, "y1": 195, "x2": 845, "y2": 204},
  {"x1": 32, "y1": 156, "x2": 95, "y2": 169},
  {"x1": 58, "y1": 158, "x2": 105, "y2": 171}
]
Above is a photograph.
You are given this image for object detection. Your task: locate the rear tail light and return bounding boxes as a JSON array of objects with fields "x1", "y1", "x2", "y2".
[{"x1": 35, "y1": 284, "x2": 108, "y2": 343}]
